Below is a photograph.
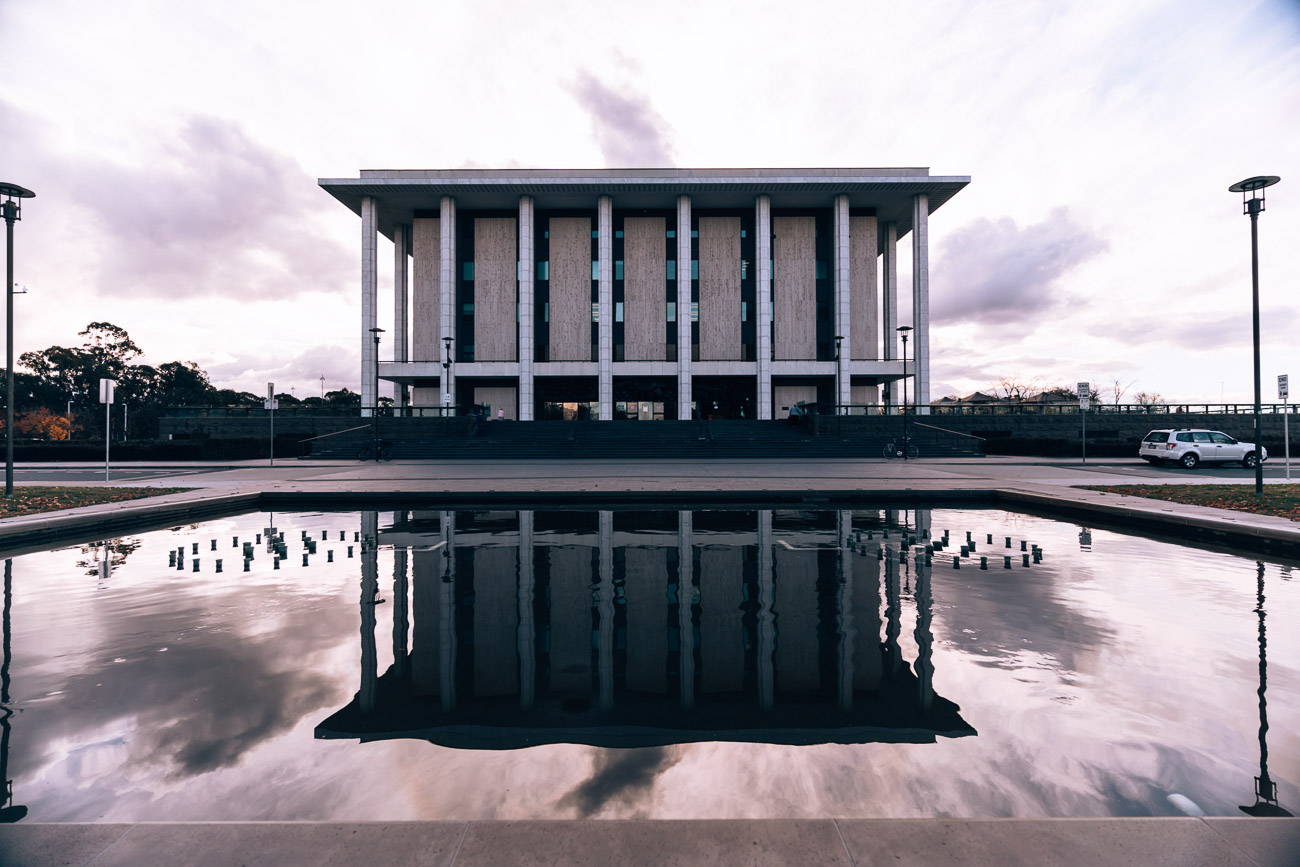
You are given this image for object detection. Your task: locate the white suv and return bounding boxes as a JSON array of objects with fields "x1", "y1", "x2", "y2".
[{"x1": 1140, "y1": 429, "x2": 1268, "y2": 469}]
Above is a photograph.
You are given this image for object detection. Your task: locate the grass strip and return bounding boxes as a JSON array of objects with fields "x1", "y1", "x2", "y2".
[
  {"x1": 1079, "y1": 484, "x2": 1300, "y2": 522},
  {"x1": 0, "y1": 486, "x2": 195, "y2": 519}
]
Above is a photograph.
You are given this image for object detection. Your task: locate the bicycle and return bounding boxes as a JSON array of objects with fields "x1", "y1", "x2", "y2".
[
  {"x1": 882, "y1": 438, "x2": 919, "y2": 460},
  {"x1": 358, "y1": 438, "x2": 393, "y2": 461}
]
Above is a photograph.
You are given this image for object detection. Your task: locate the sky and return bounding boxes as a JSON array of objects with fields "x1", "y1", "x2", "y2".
[{"x1": 1, "y1": 0, "x2": 1298, "y2": 404}]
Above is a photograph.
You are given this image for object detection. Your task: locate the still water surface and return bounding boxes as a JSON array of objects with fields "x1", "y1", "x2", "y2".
[{"x1": 0, "y1": 508, "x2": 1296, "y2": 821}]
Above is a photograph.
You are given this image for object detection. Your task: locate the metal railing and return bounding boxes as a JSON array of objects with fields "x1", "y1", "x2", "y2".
[{"x1": 829, "y1": 402, "x2": 1298, "y2": 416}]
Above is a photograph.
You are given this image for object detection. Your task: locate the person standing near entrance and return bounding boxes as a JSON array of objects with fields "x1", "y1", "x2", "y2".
[{"x1": 497, "y1": 408, "x2": 505, "y2": 422}]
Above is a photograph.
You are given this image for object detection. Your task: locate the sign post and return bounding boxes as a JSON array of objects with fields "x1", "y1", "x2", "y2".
[
  {"x1": 1078, "y1": 381, "x2": 1090, "y2": 464},
  {"x1": 264, "y1": 382, "x2": 278, "y2": 467},
  {"x1": 1280, "y1": 375, "x2": 1290, "y2": 481},
  {"x1": 99, "y1": 378, "x2": 115, "y2": 482}
]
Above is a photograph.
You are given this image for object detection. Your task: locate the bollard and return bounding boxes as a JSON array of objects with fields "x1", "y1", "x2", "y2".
[
  {"x1": 256, "y1": 534, "x2": 261, "y2": 544},
  {"x1": 193, "y1": 559, "x2": 200, "y2": 572},
  {"x1": 1004, "y1": 556, "x2": 1012, "y2": 569},
  {"x1": 211, "y1": 539, "x2": 217, "y2": 551},
  {"x1": 1023, "y1": 553, "x2": 1030, "y2": 567},
  {"x1": 986, "y1": 534, "x2": 992, "y2": 544},
  {"x1": 899, "y1": 549, "x2": 906, "y2": 563},
  {"x1": 1005, "y1": 536, "x2": 1012, "y2": 548},
  {"x1": 273, "y1": 558, "x2": 280, "y2": 570},
  {"x1": 953, "y1": 557, "x2": 961, "y2": 569},
  {"x1": 233, "y1": 537, "x2": 239, "y2": 547},
  {"x1": 354, "y1": 532, "x2": 359, "y2": 542},
  {"x1": 192, "y1": 542, "x2": 199, "y2": 555},
  {"x1": 168, "y1": 551, "x2": 176, "y2": 566},
  {"x1": 327, "y1": 550, "x2": 334, "y2": 562},
  {"x1": 302, "y1": 553, "x2": 309, "y2": 567},
  {"x1": 876, "y1": 546, "x2": 884, "y2": 559},
  {"x1": 322, "y1": 531, "x2": 327, "y2": 540},
  {"x1": 1021, "y1": 540, "x2": 1028, "y2": 551},
  {"x1": 960, "y1": 545, "x2": 969, "y2": 556},
  {"x1": 243, "y1": 559, "x2": 250, "y2": 572},
  {"x1": 215, "y1": 559, "x2": 222, "y2": 573},
  {"x1": 980, "y1": 557, "x2": 987, "y2": 570},
  {"x1": 348, "y1": 546, "x2": 354, "y2": 558}
]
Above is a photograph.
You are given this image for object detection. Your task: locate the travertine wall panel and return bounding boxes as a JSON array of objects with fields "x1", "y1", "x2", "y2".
[
  {"x1": 623, "y1": 547, "x2": 667, "y2": 694},
  {"x1": 774, "y1": 548, "x2": 819, "y2": 694},
  {"x1": 412, "y1": 386, "x2": 440, "y2": 407},
  {"x1": 623, "y1": 217, "x2": 666, "y2": 361},
  {"x1": 548, "y1": 217, "x2": 592, "y2": 361},
  {"x1": 774, "y1": 384, "x2": 818, "y2": 414},
  {"x1": 699, "y1": 546, "x2": 744, "y2": 694},
  {"x1": 412, "y1": 218, "x2": 440, "y2": 364},
  {"x1": 548, "y1": 546, "x2": 592, "y2": 693},
  {"x1": 473, "y1": 386, "x2": 517, "y2": 420},
  {"x1": 698, "y1": 217, "x2": 742, "y2": 360},
  {"x1": 473, "y1": 547, "x2": 518, "y2": 696},
  {"x1": 473, "y1": 218, "x2": 517, "y2": 361},
  {"x1": 850, "y1": 216, "x2": 878, "y2": 360},
  {"x1": 773, "y1": 217, "x2": 816, "y2": 360}
]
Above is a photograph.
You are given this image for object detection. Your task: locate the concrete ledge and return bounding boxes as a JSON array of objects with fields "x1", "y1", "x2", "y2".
[{"x1": 0, "y1": 818, "x2": 1295, "y2": 866}]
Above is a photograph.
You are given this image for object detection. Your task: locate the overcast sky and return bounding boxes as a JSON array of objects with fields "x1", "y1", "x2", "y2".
[{"x1": 2, "y1": 0, "x2": 1298, "y2": 403}]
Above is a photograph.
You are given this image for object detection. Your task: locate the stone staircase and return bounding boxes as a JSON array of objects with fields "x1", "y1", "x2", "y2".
[{"x1": 302, "y1": 418, "x2": 982, "y2": 461}]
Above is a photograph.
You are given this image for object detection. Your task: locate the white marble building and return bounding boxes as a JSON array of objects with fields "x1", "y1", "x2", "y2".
[{"x1": 319, "y1": 168, "x2": 969, "y2": 420}]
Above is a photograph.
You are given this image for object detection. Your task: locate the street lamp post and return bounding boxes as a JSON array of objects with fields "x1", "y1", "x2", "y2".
[
  {"x1": 834, "y1": 335, "x2": 843, "y2": 416},
  {"x1": 1229, "y1": 175, "x2": 1280, "y2": 496},
  {"x1": 898, "y1": 325, "x2": 913, "y2": 461},
  {"x1": 1, "y1": 183, "x2": 34, "y2": 499}
]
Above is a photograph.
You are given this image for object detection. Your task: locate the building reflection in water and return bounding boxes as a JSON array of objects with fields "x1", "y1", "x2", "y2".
[
  {"x1": 317, "y1": 509, "x2": 976, "y2": 749},
  {"x1": 1240, "y1": 561, "x2": 1292, "y2": 817}
]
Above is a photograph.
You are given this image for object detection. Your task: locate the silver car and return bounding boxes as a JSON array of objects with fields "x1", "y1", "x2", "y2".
[{"x1": 1140, "y1": 428, "x2": 1268, "y2": 469}]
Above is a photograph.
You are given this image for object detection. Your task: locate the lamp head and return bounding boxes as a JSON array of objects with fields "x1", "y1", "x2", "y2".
[
  {"x1": 0, "y1": 182, "x2": 34, "y2": 222},
  {"x1": 1230, "y1": 176, "x2": 1280, "y2": 215}
]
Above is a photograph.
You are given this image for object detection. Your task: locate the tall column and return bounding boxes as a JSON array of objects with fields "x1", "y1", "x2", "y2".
[
  {"x1": 881, "y1": 222, "x2": 898, "y2": 410},
  {"x1": 676, "y1": 196, "x2": 693, "y2": 420},
  {"x1": 836, "y1": 510, "x2": 854, "y2": 713},
  {"x1": 677, "y1": 510, "x2": 695, "y2": 709},
  {"x1": 833, "y1": 195, "x2": 852, "y2": 410},
  {"x1": 517, "y1": 510, "x2": 535, "y2": 708},
  {"x1": 598, "y1": 196, "x2": 614, "y2": 420},
  {"x1": 756, "y1": 510, "x2": 775, "y2": 711},
  {"x1": 393, "y1": 223, "x2": 410, "y2": 409},
  {"x1": 913, "y1": 551, "x2": 934, "y2": 712},
  {"x1": 756, "y1": 196, "x2": 773, "y2": 419},
  {"x1": 439, "y1": 511, "x2": 457, "y2": 711},
  {"x1": 598, "y1": 510, "x2": 615, "y2": 709},
  {"x1": 518, "y1": 197, "x2": 535, "y2": 420},
  {"x1": 392, "y1": 514, "x2": 409, "y2": 681},
  {"x1": 439, "y1": 197, "x2": 457, "y2": 411},
  {"x1": 359, "y1": 511, "x2": 379, "y2": 715},
  {"x1": 911, "y1": 195, "x2": 930, "y2": 414},
  {"x1": 360, "y1": 196, "x2": 378, "y2": 417}
]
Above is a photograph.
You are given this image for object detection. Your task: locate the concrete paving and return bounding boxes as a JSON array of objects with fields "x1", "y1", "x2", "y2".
[
  {"x1": 1, "y1": 457, "x2": 1297, "y2": 865},
  {"x1": 0, "y1": 818, "x2": 1296, "y2": 866}
]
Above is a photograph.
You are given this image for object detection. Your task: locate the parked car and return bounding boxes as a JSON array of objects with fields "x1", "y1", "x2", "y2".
[{"x1": 1139, "y1": 429, "x2": 1268, "y2": 469}]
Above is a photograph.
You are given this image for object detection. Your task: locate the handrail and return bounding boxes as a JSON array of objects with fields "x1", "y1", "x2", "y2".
[
  {"x1": 297, "y1": 424, "x2": 372, "y2": 444},
  {"x1": 913, "y1": 421, "x2": 984, "y2": 440}
]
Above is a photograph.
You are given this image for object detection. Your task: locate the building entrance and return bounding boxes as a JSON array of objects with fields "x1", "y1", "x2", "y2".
[
  {"x1": 614, "y1": 377, "x2": 677, "y2": 420},
  {"x1": 692, "y1": 376, "x2": 756, "y2": 420}
]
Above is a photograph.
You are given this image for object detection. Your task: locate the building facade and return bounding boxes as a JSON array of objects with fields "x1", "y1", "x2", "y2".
[{"x1": 319, "y1": 168, "x2": 969, "y2": 420}]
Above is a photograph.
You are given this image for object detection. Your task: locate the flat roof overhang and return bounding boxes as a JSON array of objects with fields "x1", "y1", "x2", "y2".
[{"x1": 318, "y1": 168, "x2": 970, "y2": 244}]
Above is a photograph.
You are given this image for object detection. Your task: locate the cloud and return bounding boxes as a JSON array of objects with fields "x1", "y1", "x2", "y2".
[
  {"x1": 1104, "y1": 307, "x2": 1299, "y2": 351},
  {"x1": 932, "y1": 208, "x2": 1108, "y2": 325},
  {"x1": 568, "y1": 70, "x2": 677, "y2": 167},
  {"x1": 207, "y1": 343, "x2": 358, "y2": 392},
  {"x1": 557, "y1": 747, "x2": 681, "y2": 817}
]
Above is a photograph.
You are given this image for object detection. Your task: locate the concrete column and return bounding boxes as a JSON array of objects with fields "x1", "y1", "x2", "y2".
[
  {"x1": 360, "y1": 196, "x2": 378, "y2": 417},
  {"x1": 756, "y1": 510, "x2": 774, "y2": 711},
  {"x1": 439, "y1": 511, "x2": 457, "y2": 711},
  {"x1": 913, "y1": 552, "x2": 934, "y2": 712},
  {"x1": 598, "y1": 510, "x2": 614, "y2": 709},
  {"x1": 833, "y1": 195, "x2": 852, "y2": 410},
  {"x1": 882, "y1": 222, "x2": 898, "y2": 410},
  {"x1": 836, "y1": 510, "x2": 853, "y2": 713},
  {"x1": 393, "y1": 223, "x2": 410, "y2": 409},
  {"x1": 756, "y1": 195, "x2": 773, "y2": 419},
  {"x1": 884, "y1": 549, "x2": 902, "y2": 677},
  {"x1": 359, "y1": 511, "x2": 379, "y2": 715},
  {"x1": 598, "y1": 196, "x2": 614, "y2": 420},
  {"x1": 677, "y1": 510, "x2": 695, "y2": 709},
  {"x1": 392, "y1": 516, "x2": 409, "y2": 681},
  {"x1": 518, "y1": 196, "x2": 535, "y2": 420},
  {"x1": 517, "y1": 510, "x2": 535, "y2": 708},
  {"x1": 911, "y1": 195, "x2": 930, "y2": 414},
  {"x1": 439, "y1": 197, "x2": 457, "y2": 411},
  {"x1": 676, "y1": 195, "x2": 693, "y2": 420}
]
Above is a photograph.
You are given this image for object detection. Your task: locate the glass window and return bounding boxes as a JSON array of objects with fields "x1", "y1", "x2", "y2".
[
  {"x1": 537, "y1": 261, "x2": 549, "y2": 280},
  {"x1": 461, "y1": 303, "x2": 474, "y2": 314},
  {"x1": 1176, "y1": 432, "x2": 1193, "y2": 442},
  {"x1": 591, "y1": 302, "x2": 599, "y2": 322},
  {"x1": 1143, "y1": 432, "x2": 1168, "y2": 443},
  {"x1": 591, "y1": 261, "x2": 599, "y2": 280},
  {"x1": 666, "y1": 260, "x2": 677, "y2": 280},
  {"x1": 543, "y1": 230, "x2": 549, "y2": 239},
  {"x1": 741, "y1": 259, "x2": 749, "y2": 280},
  {"x1": 691, "y1": 260, "x2": 699, "y2": 280},
  {"x1": 463, "y1": 261, "x2": 475, "y2": 281},
  {"x1": 666, "y1": 229, "x2": 676, "y2": 238},
  {"x1": 667, "y1": 302, "x2": 676, "y2": 322},
  {"x1": 691, "y1": 302, "x2": 699, "y2": 322},
  {"x1": 592, "y1": 230, "x2": 599, "y2": 238},
  {"x1": 544, "y1": 302, "x2": 549, "y2": 323},
  {"x1": 1193, "y1": 431, "x2": 1213, "y2": 443},
  {"x1": 740, "y1": 229, "x2": 747, "y2": 238},
  {"x1": 615, "y1": 230, "x2": 624, "y2": 239},
  {"x1": 615, "y1": 302, "x2": 624, "y2": 322},
  {"x1": 1210, "y1": 432, "x2": 1234, "y2": 444},
  {"x1": 690, "y1": 230, "x2": 698, "y2": 238},
  {"x1": 815, "y1": 260, "x2": 827, "y2": 279},
  {"x1": 615, "y1": 260, "x2": 624, "y2": 281},
  {"x1": 741, "y1": 301, "x2": 748, "y2": 322}
]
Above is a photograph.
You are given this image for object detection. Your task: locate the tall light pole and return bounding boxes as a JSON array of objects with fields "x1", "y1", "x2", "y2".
[
  {"x1": 1, "y1": 183, "x2": 34, "y2": 499},
  {"x1": 834, "y1": 335, "x2": 843, "y2": 416},
  {"x1": 898, "y1": 325, "x2": 913, "y2": 460},
  {"x1": 370, "y1": 327, "x2": 384, "y2": 459},
  {"x1": 1230, "y1": 175, "x2": 1280, "y2": 496},
  {"x1": 442, "y1": 335, "x2": 453, "y2": 414}
]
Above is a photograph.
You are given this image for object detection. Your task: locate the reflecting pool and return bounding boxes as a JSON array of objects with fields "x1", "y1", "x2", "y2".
[{"x1": 0, "y1": 508, "x2": 1296, "y2": 821}]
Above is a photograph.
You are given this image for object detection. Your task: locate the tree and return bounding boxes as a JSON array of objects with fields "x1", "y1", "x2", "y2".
[
  {"x1": 13, "y1": 407, "x2": 80, "y2": 440},
  {"x1": 1107, "y1": 376, "x2": 1135, "y2": 406},
  {"x1": 326, "y1": 388, "x2": 361, "y2": 406},
  {"x1": 991, "y1": 375, "x2": 1041, "y2": 403},
  {"x1": 1134, "y1": 391, "x2": 1166, "y2": 407}
]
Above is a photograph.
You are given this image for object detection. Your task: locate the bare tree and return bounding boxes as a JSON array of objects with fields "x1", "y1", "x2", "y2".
[
  {"x1": 991, "y1": 375, "x2": 1042, "y2": 403},
  {"x1": 1134, "y1": 391, "x2": 1166, "y2": 407},
  {"x1": 1108, "y1": 376, "x2": 1135, "y2": 406}
]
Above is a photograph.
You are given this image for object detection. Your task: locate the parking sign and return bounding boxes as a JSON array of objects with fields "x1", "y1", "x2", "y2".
[{"x1": 1280, "y1": 375, "x2": 1289, "y2": 400}]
